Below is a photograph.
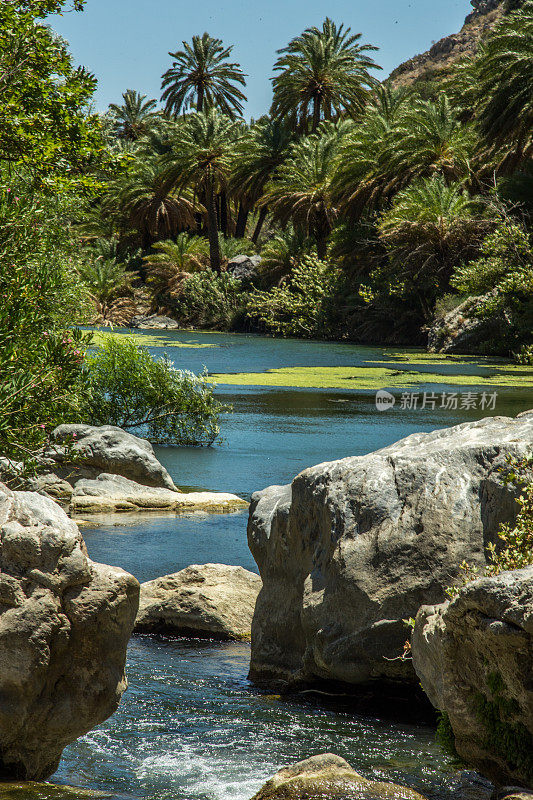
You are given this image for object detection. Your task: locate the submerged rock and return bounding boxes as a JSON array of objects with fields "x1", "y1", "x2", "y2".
[
  {"x1": 0, "y1": 483, "x2": 139, "y2": 780},
  {"x1": 135, "y1": 563, "x2": 261, "y2": 639},
  {"x1": 50, "y1": 424, "x2": 177, "y2": 490},
  {"x1": 248, "y1": 414, "x2": 533, "y2": 688},
  {"x1": 412, "y1": 567, "x2": 533, "y2": 788},
  {"x1": 249, "y1": 753, "x2": 427, "y2": 799},
  {"x1": 70, "y1": 473, "x2": 247, "y2": 515}
]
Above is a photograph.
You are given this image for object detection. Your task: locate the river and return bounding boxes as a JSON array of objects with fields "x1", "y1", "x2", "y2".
[{"x1": 53, "y1": 330, "x2": 533, "y2": 800}]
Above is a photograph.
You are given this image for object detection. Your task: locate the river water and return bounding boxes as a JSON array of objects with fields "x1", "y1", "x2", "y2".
[{"x1": 53, "y1": 331, "x2": 533, "y2": 800}]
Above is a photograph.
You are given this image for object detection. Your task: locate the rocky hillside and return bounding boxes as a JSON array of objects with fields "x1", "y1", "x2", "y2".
[{"x1": 389, "y1": 0, "x2": 521, "y2": 88}]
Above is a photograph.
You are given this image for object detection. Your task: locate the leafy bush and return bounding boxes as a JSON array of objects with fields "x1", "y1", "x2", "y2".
[
  {"x1": 246, "y1": 256, "x2": 341, "y2": 338},
  {"x1": 85, "y1": 336, "x2": 225, "y2": 445},
  {"x1": 0, "y1": 181, "x2": 92, "y2": 474},
  {"x1": 258, "y1": 226, "x2": 315, "y2": 287},
  {"x1": 171, "y1": 269, "x2": 247, "y2": 330}
]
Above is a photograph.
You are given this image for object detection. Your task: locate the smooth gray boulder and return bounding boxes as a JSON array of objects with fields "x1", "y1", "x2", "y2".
[
  {"x1": 135, "y1": 563, "x2": 261, "y2": 639},
  {"x1": 70, "y1": 473, "x2": 247, "y2": 515},
  {"x1": 129, "y1": 314, "x2": 180, "y2": 329},
  {"x1": 0, "y1": 482, "x2": 139, "y2": 780},
  {"x1": 249, "y1": 753, "x2": 427, "y2": 800},
  {"x1": 248, "y1": 414, "x2": 533, "y2": 688},
  {"x1": 227, "y1": 254, "x2": 261, "y2": 287},
  {"x1": 412, "y1": 567, "x2": 533, "y2": 788},
  {"x1": 50, "y1": 424, "x2": 176, "y2": 490}
]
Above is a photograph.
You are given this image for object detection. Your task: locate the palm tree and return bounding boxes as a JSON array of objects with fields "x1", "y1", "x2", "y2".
[
  {"x1": 473, "y1": 2, "x2": 532, "y2": 163},
  {"x1": 378, "y1": 176, "x2": 490, "y2": 320},
  {"x1": 271, "y1": 18, "x2": 381, "y2": 133},
  {"x1": 331, "y1": 83, "x2": 412, "y2": 219},
  {"x1": 162, "y1": 109, "x2": 242, "y2": 271},
  {"x1": 78, "y1": 257, "x2": 137, "y2": 325},
  {"x1": 143, "y1": 235, "x2": 209, "y2": 299},
  {"x1": 259, "y1": 225, "x2": 315, "y2": 286},
  {"x1": 385, "y1": 95, "x2": 476, "y2": 190},
  {"x1": 111, "y1": 160, "x2": 197, "y2": 247},
  {"x1": 108, "y1": 89, "x2": 158, "y2": 140},
  {"x1": 261, "y1": 122, "x2": 348, "y2": 258},
  {"x1": 161, "y1": 33, "x2": 247, "y2": 118},
  {"x1": 230, "y1": 117, "x2": 293, "y2": 241}
]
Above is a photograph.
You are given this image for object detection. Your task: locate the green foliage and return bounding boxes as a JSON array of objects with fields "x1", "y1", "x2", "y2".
[
  {"x1": 108, "y1": 89, "x2": 158, "y2": 141},
  {"x1": 258, "y1": 226, "x2": 315, "y2": 287},
  {"x1": 0, "y1": 179, "x2": 92, "y2": 469},
  {"x1": 77, "y1": 255, "x2": 137, "y2": 324},
  {"x1": 473, "y1": 672, "x2": 533, "y2": 783},
  {"x1": 144, "y1": 235, "x2": 209, "y2": 299},
  {"x1": 271, "y1": 18, "x2": 381, "y2": 132},
  {"x1": 172, "y1": 269, "x2": 247, "y2": 330},
  {"x1": 377, "y1": 177, "x2": 489, "y2": 320},
  {"x1": 85, "y1": 336, "x2": 225, "y2": 446},
  {"x1": 246, "y1": 256, "x2": 341, "y2": 338},
  {"x1": 161, "y1": 32, "x2": 247, "y2": 118},
  {"x1": 515, "y1": 344, "x2": 533, "y2": 365},
  {"x1": 0, "y1": 1, "x2": 105, "y2": 191},
  {"x1": 436, "y1": 712, "x2": 461, "y2": 763}
]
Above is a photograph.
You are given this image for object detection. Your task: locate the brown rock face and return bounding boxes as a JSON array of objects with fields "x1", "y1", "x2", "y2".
[
  {"x1": 249, "y1": 754, "x2": 427, "y2": 800},
  {"x1": 0, "y1": 483, "x2": 139, "y2": 780}
]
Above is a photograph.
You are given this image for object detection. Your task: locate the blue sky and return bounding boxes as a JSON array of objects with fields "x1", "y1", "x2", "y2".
[{"x1": 49, "y1": 0, "x2": 474, "y2": 119}]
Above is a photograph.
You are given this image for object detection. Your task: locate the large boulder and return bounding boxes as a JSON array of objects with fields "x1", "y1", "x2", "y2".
[
  {"x1": 0, "y1": 482, "x2": 139, "y2": 780},
  {"x1": 135, "y1": 563, "x2": 261, "y2": 639},
  {"x1": 412, "y1": 567, "x2": 533, "y2": 788},
  {"x1": 227, "y1": 254, "x2": 261, "y2": 288},
  {"x1": 70, "y1": 473, "x2": 247, "y2": 515},
  {"x1": 427, "y1": 294, "x2": 512, "y2": 355},
  {"x1": 248, "y1": 414, "x2": 533, "y2": 688},
  {"x1": 50, "y1": 424, "x2": 176, "y2": 490},
  {"x1": 249, "y1": 754, "x2": 427, "y2": 800},
  {"x1": 129, "y1": 314, "x2": 179, "y2": 329}
]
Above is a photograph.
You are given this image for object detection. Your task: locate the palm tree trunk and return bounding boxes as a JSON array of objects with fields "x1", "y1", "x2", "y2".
[
  {"x1": 252, "y1": 206, "x2": 268, "y2": 244},
  {"x1": 316, "y1": 235, "x2": 328, "y2": 261},
  {"x1": 312, "y1": 96, "x2": 321, "y2": 133},
  {"x1": 220, "y1": 191, "x2": 229, "y2": 237},
  {"x1": 207, "y1": 182, "x2": 221, "y2": 272},
  {"x1": 197, "y1": 85, "x2": 204, "y2": 113},
  {"x1": 235, "y1": 202, "x2": 249, "y2": 238}
]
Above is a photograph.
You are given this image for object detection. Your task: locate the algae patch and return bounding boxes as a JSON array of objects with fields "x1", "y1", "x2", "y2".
[
  {"x1": 209, "y1": 364, "x2": 533, "y2": 390},
  {"x1": 90, "y1": 330, "x2": 217, "y2": 350}
]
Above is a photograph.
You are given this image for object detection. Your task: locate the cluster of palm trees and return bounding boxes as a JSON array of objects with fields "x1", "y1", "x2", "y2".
[{"x1": 85, "y1": 3, "x2": 532, "y2": 332}]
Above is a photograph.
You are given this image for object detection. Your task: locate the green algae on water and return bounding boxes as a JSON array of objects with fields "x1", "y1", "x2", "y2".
[
  {"x1": 209, "y1": 364, "x2": 533, "y2": 390},
  {"x1": 91, "y1": 330, "x2": 217, "y2": 350}
]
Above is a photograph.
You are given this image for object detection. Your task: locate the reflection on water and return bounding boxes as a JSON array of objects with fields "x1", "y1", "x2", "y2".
[
  {"x1": 56, "y1": 638, "x2": 491, "y2": 800},
  {"x1": 56, "y1": 332, "x2": 533, "y2": 800}
]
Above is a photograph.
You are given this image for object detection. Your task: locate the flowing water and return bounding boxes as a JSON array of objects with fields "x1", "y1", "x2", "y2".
[{"x1": 52, "y1": 331, "x2": 533, "y2": 800}]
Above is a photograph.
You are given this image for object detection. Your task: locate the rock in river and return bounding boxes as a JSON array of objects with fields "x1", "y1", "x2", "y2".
[
  {"x1": 249, "y1": 753, "x2": 427, "y2": 799},
  {"x1": 135, "y1": 563, "x2": 261, "y2": 639},
  {"x1": 50, "y1": 424, "x2": 177, "y2": 490},
  {"x1": 412, "y1": 567, "x2": 533, "y2": 788},
  {"x1": 248, "y1": 414, "x2": 533, "y2": 688},
  {"x1": 0, "y1": 482, "x2": 139, "y2": 780},
  {"x1": 70, "y1": 473, "x2": 247, "y2": 515}
]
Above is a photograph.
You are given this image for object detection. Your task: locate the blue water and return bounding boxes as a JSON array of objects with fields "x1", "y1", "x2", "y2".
[{"x1": 53, "y1": 331, "x2": 533, "y2": 800}]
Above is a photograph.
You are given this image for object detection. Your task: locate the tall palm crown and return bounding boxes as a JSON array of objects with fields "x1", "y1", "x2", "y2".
[
  {"x1": 261, "y1": 122, "x2": 349, "y2": 258},
  {"x1": 230, "y1": 118, "x2": 294, "y2": 203},
  {"x1": 162, "y1": 109, "x2": 243, "y2": 271},
  {"x1": 271, "y1": 18, "x2": 381, "y2": 132},
  {"x1": 108, "y1": 89, "x2": 158, "y2": 140},
  {"x1": 161, "y1": 33, "x2": 247, "y2": 118}
]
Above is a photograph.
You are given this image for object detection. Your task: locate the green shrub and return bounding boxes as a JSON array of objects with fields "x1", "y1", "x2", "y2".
[
  {"x1": 246, "y1": 256, "x2": 341, "y2": 338},
  {"x1": 0, "y1": 180, "x2": 92, "y2": 476},
  {"x1": 171, "y1": 269, "x2": 247, "y2": 330},
  {"x1": 85, "y1": 336, "x2": 225, "y2": 445}
]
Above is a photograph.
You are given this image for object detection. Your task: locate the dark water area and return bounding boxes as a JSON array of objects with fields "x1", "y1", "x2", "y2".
[{"x1": 54, "y1": 331, "x2": 533, "y2": 799}]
